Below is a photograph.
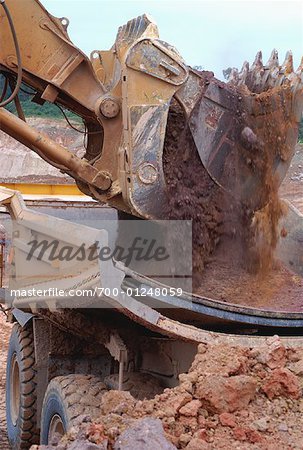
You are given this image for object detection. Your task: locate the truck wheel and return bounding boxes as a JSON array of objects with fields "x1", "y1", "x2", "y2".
[
  {"x1": 104, "y1": 372, "x2": 163, "y2": 400},
  {"x1": 6, "y1": 323, "x2": 39, "y2": 449},
  {"x1": 40, "y1": 374, "x2": 107, "y2": 445}
]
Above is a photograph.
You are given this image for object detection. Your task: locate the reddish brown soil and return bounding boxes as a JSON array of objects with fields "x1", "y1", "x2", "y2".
[
  {"x1": 196, "y1": 144, "x2": 303, "y2": 311},
  {"x1": 163, "y1": 99, "x2": 240, "y2": 283},
  {"x1": 163, "y1": 95, "x2": 302, "y2": 307},
  {"x1": 35, "y1": 337, "x2": 303, "y2": 450},
  {"x1": 196, "y1": 239, "x2": 303, "y2": 311}
]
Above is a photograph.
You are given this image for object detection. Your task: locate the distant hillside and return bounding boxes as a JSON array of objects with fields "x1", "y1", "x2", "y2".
[{"x1": 0, "y1": 76, "x2": 80, "y2": 121}]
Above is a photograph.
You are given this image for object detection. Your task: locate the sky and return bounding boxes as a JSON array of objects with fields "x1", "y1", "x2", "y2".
[{"x1": 42, "y1": 0, "x2": 303, "y2": 80}]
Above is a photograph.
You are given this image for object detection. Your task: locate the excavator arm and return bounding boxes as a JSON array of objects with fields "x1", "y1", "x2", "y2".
[
  {"x1": 0, "y1": 0, "x2": 302, "y2": 218},
  {"x1": 0, "y1": 0, "x2": 193, "y2": 216}
]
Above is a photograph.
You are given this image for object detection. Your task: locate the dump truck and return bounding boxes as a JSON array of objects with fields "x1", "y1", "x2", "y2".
[{"x1": 0, "y1": 0, "x2": 302, "y2": 448}]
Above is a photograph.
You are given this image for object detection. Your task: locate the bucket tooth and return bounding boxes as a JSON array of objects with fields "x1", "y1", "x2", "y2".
[
  {"x1": 296, "y1": 56, "x2": 303, "y2": 74},
  {"x1": 259, "y1": 69, "x2": 271, "y2": 90},
  {"x1": 116, "y1": 14, "x2": 159, "y2": 46},
  {"x1": 288, "y1": 73, "x2": 303, "y2": 92},
  {"x1": 239, "y1": 61, "x2": 249, "y2": 84},
  {"x1": 251, "y1": 51, "x2": 263, "y2": 71},
  {"x1": 228, "y1": 68, "x2": 239, "y2": 84},
  {"x1": 282, "y1": 51, "x2": 294, "y2": 74},
  {"x1": 276, "y1": 75, "x2": 286, "y2": 87},
  {"x1": 225, "y1": 50, "x2": 303, "y2": 95},
  {"x1": 240, "y1": 61, "x2": 250, "y2": 73},
  {"x1": 248, "y1": 52, "x2": 266, "y2": 91},
  {"x1": 267, "y1": 66, "x2": 280, "y2": 88},
  {"x1": 266, "y1": 49, "x2": 279, "y2": 69}
]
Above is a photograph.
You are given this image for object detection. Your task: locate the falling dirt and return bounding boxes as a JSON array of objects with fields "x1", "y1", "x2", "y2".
[
  {"x1": 195, "y1": 143, "x2": 303, "y2": 311},
  {"x1": 163, "y1": 97, "x2": 267, "y2": 283},
  {"x1": 163, "y1": 80, "x2": 302, "y2": 305},
  {"x1": 280, "y1": 144, "x2": 303, "y2": 212},
  {"x1": 163, "y1": 96, "x2": 239, "y2": 285},
  {"x1": 195, "y1": 239, "x2": 303, "y2": 311}
]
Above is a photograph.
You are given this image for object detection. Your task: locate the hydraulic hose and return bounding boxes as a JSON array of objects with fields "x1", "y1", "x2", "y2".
[{"x1": 0, "y1": 0, "x2": 22, "y2": 107}]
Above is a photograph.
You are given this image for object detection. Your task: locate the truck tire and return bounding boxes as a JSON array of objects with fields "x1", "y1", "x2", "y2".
[
  {"x1": 40, "y1": 374, "x2": 107, "y2": 445},
  {"x1": 104, "y1": 372, "x2": 163, "y2": 400},
  {"x1": 6, "y1": 323, "x2": 39, "y2": 449}
]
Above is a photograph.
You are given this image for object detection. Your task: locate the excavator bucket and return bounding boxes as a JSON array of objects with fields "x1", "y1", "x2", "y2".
[
  {"x1": 89, "y1": 15, "x2": 303, "y2": 218},
  {"x1": 107, "y1": 17, "x2": 303, "y2": 217},
  {"x1": 0, "y1": 5, "x2": 302, "y2": 219},
  {"x1": 186, "y1": 50, "x2": 303, "y2": 211}
]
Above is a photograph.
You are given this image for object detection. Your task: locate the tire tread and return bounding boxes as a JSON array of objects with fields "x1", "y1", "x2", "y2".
[
  {"x1": 6, "y1": 323, "x2": 39, "y2": 449},
  {"x1": 41, "y1": 374, "x2": 107, "y2": 444}
]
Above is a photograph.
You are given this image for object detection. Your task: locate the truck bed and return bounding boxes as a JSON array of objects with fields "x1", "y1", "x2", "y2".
[{"x1": 1, "y1": 187, "x2": 302, "y2": 335}]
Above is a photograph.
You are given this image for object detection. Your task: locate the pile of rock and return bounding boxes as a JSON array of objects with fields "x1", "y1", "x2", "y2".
[{"x1": 31, "y1": 336, "x2": 303, "y2": 450}]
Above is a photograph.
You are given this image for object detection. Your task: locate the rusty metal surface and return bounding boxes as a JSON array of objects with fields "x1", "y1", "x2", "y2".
[{"x1": 185, "y1": 61, "x2": 303, "y2": 211}]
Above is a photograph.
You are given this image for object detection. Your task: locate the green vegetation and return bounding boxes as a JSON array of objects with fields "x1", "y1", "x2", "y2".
[{"x1": 0, "y1": 76, "x2": 81, "y2": 122}]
